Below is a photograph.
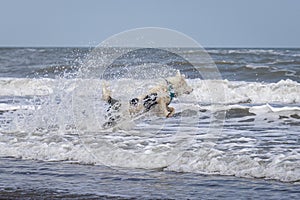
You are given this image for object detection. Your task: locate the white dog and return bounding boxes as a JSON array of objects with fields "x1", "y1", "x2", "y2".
[{"x1": 101, "y1": 71, "x2": 193, "y2": 129}]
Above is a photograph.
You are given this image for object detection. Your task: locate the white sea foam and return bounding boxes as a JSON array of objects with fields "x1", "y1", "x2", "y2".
[
  {"x1": 2, "y1": 78, "x2": 299, "y2": 104},
  {"x1": 1, "y1": 129, "x2": 299, "y2": 183},
  {"x1": 0, "y1": 78, "x2": 55, "y2": 96},
  {"x1": 226, "y1": 49, "x2": 286, "y2": 56},
  {"x1": 0, "y1": 77, "x2": 299, "y2": 183},
  {"x1": 165, "y1": 149, "x2": 300, "y2": 182},
  {"x1": 245, "y1": 64, "x2": 270, "y2": 69},
  {"x1": 249, "y1": 104, "x2": 300, "y2": 114},
  {"x1": 190, "y1": 78, "x2": 300, "y2": 104}
]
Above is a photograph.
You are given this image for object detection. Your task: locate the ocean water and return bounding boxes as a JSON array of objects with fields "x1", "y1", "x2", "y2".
[{"x1": 0, "y1": 47, "x2": 299, "y2": 199}]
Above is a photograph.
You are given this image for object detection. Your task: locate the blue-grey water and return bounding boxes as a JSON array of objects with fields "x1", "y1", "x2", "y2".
[{"x1": 0, "y1": 47, "x2": 299, "y2": 199}]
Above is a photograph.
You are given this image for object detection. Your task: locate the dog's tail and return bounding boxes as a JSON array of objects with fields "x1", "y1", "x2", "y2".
[{"x1": 102, "y1": 81, "x2": 112, "y2": 102}]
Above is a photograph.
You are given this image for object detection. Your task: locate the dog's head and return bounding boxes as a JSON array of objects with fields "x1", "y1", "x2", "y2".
[{"x1": 167, "y1": 71, "x2": 193, "y2": 96}]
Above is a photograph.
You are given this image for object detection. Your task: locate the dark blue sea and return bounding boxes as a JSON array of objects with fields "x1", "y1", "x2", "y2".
[{"x1": 0, "y1": 47, "x2": 299, "y2": 199}]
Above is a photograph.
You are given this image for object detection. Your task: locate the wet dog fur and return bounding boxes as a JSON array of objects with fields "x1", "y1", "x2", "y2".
[{"x1": 101, "y1": 71, "x2": 193, "y2": 128}]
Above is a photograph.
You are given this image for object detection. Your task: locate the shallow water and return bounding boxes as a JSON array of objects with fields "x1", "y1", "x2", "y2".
[
  {"x1": 0, "y1": 47, "x2": 299, "y2": 199},
  {"x1": 1, "y1": 157, "x2": 299, "y2": 200}
]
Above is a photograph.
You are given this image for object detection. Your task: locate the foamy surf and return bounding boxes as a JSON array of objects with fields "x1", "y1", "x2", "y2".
[
  {"x1": 0, "y1": 76, "x2": 299, "y2": 183},
  {"x1": 2, "y1": 45, "x2": 300, "y2": 200},
  {"x1": 0, "y1": 78, "x2": 299, "y2": 103}
]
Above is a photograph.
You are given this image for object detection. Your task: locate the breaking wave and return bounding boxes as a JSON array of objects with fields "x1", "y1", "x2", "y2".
[{"x1": 0, "y1": 77, "x2": 299, "y2": 183}]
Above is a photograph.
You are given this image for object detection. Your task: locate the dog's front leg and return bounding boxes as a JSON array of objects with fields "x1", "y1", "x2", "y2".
[
  {"x1": 166, "y1": 106, "x2": 175, "y2": 117},
  {"x1": 161, "y1": 103, "x2": 175, "y2": 118},
  {"x1": 157, "y1": 97, "x2": 175, "y2": 118},
  {"x1": 156, "y1": 98, "x2": 169, "y2": 117}
]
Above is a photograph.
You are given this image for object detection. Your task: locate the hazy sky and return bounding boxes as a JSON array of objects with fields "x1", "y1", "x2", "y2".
[{"x1": 0, "y1": 0, "x2": 299, "y2": 47}]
